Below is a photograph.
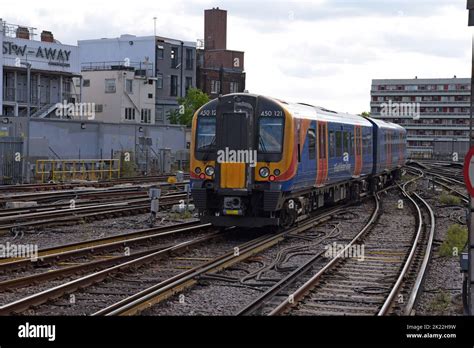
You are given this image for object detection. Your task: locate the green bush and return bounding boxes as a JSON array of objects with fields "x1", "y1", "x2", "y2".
[
  {"x1": 439, "y1": 193, "x2": 461, "y2": 206},
  {"x1": 439, "y1": 224, "x2": 468, "y2": 257},
  {"x1": 429, "y1": 290, "x2": 451, "y2": 313}
]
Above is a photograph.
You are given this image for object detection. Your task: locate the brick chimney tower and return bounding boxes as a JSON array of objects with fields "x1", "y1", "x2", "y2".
[{"x1": 204, "y1": 7, "x2": 227, "y2": 50}]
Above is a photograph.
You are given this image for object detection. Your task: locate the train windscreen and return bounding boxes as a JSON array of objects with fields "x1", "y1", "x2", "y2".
[
  {"x1": 258, "y1": 117, "x2": 284, "y2": 153},
  {"x1": 196, "y1": 117, "x2": 216, "y2": 151}
]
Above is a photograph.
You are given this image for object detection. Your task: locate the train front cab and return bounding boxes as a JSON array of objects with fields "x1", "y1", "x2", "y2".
[{"x1": 190, "y1": 94, "x2": 296, "y2": 228}]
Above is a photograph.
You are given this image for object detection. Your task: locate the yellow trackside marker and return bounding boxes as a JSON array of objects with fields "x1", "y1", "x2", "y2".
[{"x1": 220, "y1": 162, "x2": 245, "y2": 188}]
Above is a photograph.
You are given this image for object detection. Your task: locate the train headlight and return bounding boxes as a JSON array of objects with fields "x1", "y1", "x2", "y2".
[
  {"x1": 195, "y1": 167, "x2": 201, "y2": 174},
  {"x1": 259, "y1": 167, "x2": 270, "y2": 178},
  {"x1": 205, "y1": 166, "x2": 215, "y2": 176}
]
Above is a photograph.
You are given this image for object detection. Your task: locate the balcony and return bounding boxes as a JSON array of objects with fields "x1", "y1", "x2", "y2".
[
  {"x1": 406, "y1": 134, "x2": 469, "y2": 141},
  {"x1": 371, "y1": 100, "x2": 470, "y2": 106},
  {"x1": 402, "y1": 124, "x2": 469, "y2": 130},
  {"x1": 372, "y1": 112, "x2": 470, "y2": 118},
  {"x1": 371, "y1": 89, "x2": 470, "y2": 95}
]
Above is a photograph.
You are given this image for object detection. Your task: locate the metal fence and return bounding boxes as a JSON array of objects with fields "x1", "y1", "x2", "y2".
[
  {"x1": 35, "y1": 159, "x2": 121, "y2": 183},
  {"x1": 0, "y1": 137, "x2": 23, "y2": 185}
]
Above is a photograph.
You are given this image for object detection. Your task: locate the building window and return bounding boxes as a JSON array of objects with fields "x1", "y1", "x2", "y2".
[
  {"x1": 156, "y1": 106, "x2": 164, "y2": 121},
  {"x1": 171, "y1": 47, "x2": 178, "y2": 68},
  {"x1": 125, "y1": 107, "x2": 135, "y2": 120},
  {"x1": 148, "y1": 93, "x2": 153, "y2": 99},
  {"x1": 141, "y1": 109, "x2": 151, "y2": 123},
  {"x1": 83, "y1": 79, "x2": 90, "y2": 87},
  {"x1": 211, "y1": 80, "x2": 221, "y2": 94},
  {"x1": 186, "y1": 48, "x2": 193, "y2": 70},
  {"x1": 170, "y1": 75, "x2": 178, "y2": 96},
  {"x1": 95, "y1": 104, "x2": 103, "y2": 113},
  {"x1": 105, "y1": 79, "x2": 116, "y2": 93},
  {"x1": 230, "y1": 82, "x2": 239, "y2": 93},
  {"x1": 185, "y1": 77, "x2": 192, "y2": 93},
  {"x1": 126, "y1": 79, "x2": 133, "y2": 94},
  {"x1": 157, "y1": 45, "x2": 164, "y2": 59},
  {"x1": 157, "y1": 74, "x2": 163, "y2": 89}
]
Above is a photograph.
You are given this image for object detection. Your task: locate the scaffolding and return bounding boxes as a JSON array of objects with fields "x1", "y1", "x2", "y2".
[{"x1": 35, "y1": 159, "x2": 121, "y2": 183}]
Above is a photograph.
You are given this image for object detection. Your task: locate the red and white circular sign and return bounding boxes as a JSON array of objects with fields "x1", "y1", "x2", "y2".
[{"x1": 464, "y1": 147, "x2": 474, "y2": 197}]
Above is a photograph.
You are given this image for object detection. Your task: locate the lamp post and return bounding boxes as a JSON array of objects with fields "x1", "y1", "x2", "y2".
[
  {"x1": 466, "y1": 0, "x2": 474, "y2": 315},
  {"x1": 20, "y1": 61, "x2": 31, "y2": 184}
]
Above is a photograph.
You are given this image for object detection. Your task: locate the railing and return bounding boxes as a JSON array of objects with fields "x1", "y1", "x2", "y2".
[
  {"x1": 81, "y1": 61, "x2": 153, "y2": 76},
  {"x1": 35, "y1": 159, "x2": 121, "y2": 183},
  {"x1": 371, "y1": 100, "x2": 470, "y2": 105},
  {"x1": 371, "y1": 89, "x2": 470, "y2": 94},
  {"x1": 372, "y1": 112, "x2": 470, "y2": 117}
]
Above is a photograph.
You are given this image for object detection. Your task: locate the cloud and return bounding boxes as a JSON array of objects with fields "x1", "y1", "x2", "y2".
[{"x1": 1, "y1": 0, "x2": 470, "y2": 114}]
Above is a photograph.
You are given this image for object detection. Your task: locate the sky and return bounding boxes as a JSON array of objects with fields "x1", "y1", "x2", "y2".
[{"x1": 1, "y1": 0, "x2": 471, "y2": 114}]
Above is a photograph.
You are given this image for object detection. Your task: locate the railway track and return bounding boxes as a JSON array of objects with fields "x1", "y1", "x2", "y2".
[
  {"x1": 0, "y1": 204, "x2": 353, "y2": 315},
  {"x1": 0, "y1": 192, "x2": 189, "y2": 231},
  {"x1": 0, "y1": 174, "x2": 189, "y2": 194},
  {"x1": 0, "y1": 221, "x2": 215, "y2": 298},
  {"x1": 236, "y1": 174, "x2": 435, "y2": 316}
]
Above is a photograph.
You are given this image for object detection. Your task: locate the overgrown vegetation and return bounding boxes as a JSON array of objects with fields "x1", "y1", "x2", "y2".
[
  {"x1": 120, "y1": 152, "x2": 137, "y2": 178},
  {"x1": 439, "y1": 193, "x2": 461, "y2": 206},
  {"x1": 439, "y1": 224, "x2": 468, "y2": 257},
  {"x1": 168, "y1": 88, "x2": 210, "y2": 127},
  {"x1": 428, "y1": 290, "x2": 451, "y2": 313},
  {"x1": 169, "y1": 210, "x2": 194, "y2": 220}
]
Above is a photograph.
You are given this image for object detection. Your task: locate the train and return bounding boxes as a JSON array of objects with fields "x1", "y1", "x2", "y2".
[{"x1": 190, "y1": 93, "x2": 407, "y2": 228}]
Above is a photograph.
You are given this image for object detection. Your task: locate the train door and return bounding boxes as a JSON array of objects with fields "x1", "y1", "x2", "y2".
[
  {"x1": 354, "y1": 126, "x2": 362, "y2": 177},
  {"x1": 216, "y1": 111, "x2": 252, "y2": 189},
  {"x1": 316, "y1": 122, "x2": 328, "y2": 186}
]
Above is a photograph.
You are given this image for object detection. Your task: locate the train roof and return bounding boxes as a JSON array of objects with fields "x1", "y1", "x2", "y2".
[
  {"x1": 280, "y1": 101, "x2": 373, "y2": 127},
  {"x1": 367, "y1": 117, "x2": 407, "y2": 132}
]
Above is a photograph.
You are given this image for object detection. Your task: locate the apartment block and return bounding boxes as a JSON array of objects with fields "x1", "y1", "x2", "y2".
[{"x1": 370, "y1": 77, "x2": 471, "y2": 159}]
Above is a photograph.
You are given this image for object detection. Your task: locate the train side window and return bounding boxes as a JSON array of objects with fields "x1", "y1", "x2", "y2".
[
  {"x1": 329, "y1": 131, "x2": 335, "y2": 157},
  {"x1": 308, "y1": 129, "x2": 316, "y2": 160},
  {"x1": 343, "y1": 131, "x2": 350, "y2": 155},
  {"x1": 319, "y1": 125, "x2": 326, "y2": 159},
  {"x1": 335, "y1": 131, "x2": 342, "y2": 157}
]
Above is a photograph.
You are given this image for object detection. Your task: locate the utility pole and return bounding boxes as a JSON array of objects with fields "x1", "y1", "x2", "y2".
[
  {"x1": 466, "y1": 0, "x2": 474, "y2": 315},
  {"x1": 21, "y1": 61, "x2": 32, "y2": 184},
  {"x1": 153, "y1": 17, "x2": 157, "y2": 37}
]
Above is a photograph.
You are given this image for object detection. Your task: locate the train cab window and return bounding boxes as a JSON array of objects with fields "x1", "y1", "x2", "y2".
[
  {"x1": 258, "y1": 117, "x2": 284, "y2": 153},
  {"x1": 335, "y1": 131, "x2": 342, "y2": 157},
  {"x1": 196, "y1": 117, "x2": 216, "y2": 151},
  {"x1": 308, "y1": 129, "x2": 316, "y2": 160}
]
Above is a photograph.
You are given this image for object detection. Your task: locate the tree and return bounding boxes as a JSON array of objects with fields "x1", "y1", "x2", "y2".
[
  {"x1": 168, "y1": 88, "x2": 210, "y2": 127},
  {"x1": 360, "y1": 111, "x2": 371, "y2": 117}
]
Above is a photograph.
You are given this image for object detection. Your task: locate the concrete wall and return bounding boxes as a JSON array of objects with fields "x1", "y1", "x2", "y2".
[
  {"x1": 0, "y1": 19, "x2": 4, "y2": 113},
  {"x1": 79, "y1": 36, "x2": 156, "y2": 74},
  {"x1": 0, "y1": 116, "x2": 186, "y2": 159},
  {"x1": 28, "y1": 118, "x2": 187, "y2": 159}
]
